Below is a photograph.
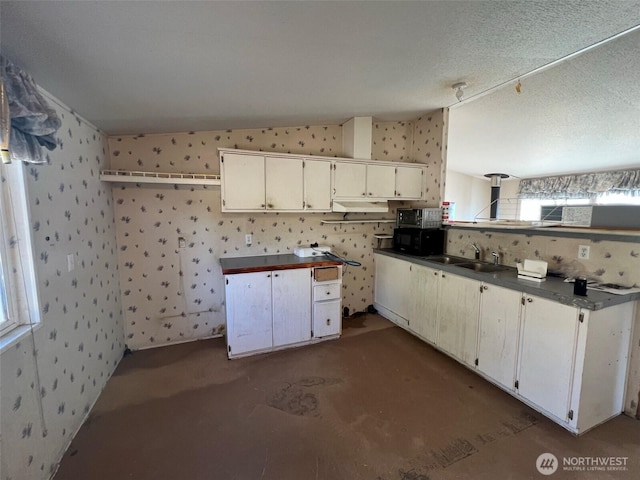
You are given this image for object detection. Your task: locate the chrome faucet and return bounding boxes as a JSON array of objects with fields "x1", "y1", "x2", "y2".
[
  {"x1": 470, "y1": 243, "x2": 481, "y2": 260},
  {"x1": 491, "y1": 251, "x2": 500, "y2": 265}
]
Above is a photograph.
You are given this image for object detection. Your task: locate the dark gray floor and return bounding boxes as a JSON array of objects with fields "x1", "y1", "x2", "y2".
[{"x1": 55, "y1": 315, "x2": 639, "y2": 480}]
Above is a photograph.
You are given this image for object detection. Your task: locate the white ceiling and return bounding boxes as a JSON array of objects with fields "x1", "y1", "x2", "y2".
[{"x1": 2, "y1": 1, "x2": 640, "y2": 177}]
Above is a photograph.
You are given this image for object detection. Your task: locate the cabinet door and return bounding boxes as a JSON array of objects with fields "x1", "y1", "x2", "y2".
[
  {"x1": 395, "y1": 165, "x2": 423, "y2": 199},
  {"x1": 221, "y1": 153, "x2": 266, "y2": 210},
  {"x1": 477, "y1": 284, "x2": 522, "y2": 390},
  {"x1": 272, "y1": 268, "x2": 312, "y2": 346},
  {"x1": 333, "y1": 161, "x2": 366, "y2": 198},
  {"x1": 265, "y1": 156, "x2": 303, "y2": 210},
  {"x1": 517, "y1": 296, "x2": 579, "y2": 421},
  {"x1": 408, "y1": 264, "x2": 440, "y2": 343},
  {"x1": 373, "y1": 254, "x2": 412, "y2": 326},
  {"x1": 437, "y1": 273, "x2": 480, "y2": 366},
  {"x1": 313, "y1": 300, "x2": 341, "y2": 337},
  {"x1": 304, "y1": 159, "x2": 332, "y2": 211},
  {"x1": 225, "y1": 272, "x2": 272, "y2": 356},
  {"x1": 366, "y1": 164, "x2": 396, "y2": 198}
]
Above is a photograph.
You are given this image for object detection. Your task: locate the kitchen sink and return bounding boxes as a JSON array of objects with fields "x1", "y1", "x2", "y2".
[
  {"x1": 423, "y1": 255, "x2": 470, "y2": 265},
  {"x1": 456, "y1": 261, "x2": 511, "y2": 273}
]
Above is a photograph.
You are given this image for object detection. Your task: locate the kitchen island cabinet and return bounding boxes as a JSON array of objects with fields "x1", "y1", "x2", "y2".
[{"x1": 221, "y1": 254, "x2": 342, "y2": 358}]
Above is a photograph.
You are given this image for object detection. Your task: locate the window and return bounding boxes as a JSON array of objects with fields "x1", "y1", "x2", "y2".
[
  {"x1": 519, "y1": 193, "x2": 640, "y2": 222},
  {"x1": 0, "y1": 160, "x2": 40, "y2": 347}
]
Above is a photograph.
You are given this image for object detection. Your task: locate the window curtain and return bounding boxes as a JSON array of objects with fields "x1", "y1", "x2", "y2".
[
  {"x1": 0, "y1": 55, "x2": 61, "y2": 164},
  {"x1": 518, "y1": 168, "x2": 640, "y2": 199}
]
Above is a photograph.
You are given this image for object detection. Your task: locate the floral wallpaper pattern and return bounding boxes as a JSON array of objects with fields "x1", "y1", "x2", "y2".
[
  {"x1": 413, "y1": 111, "x2": 446, "y2": 205},
  {"x1": 371, "y1": 121, "x2": 414, "y2": 162},
  {"x1": 108, "y1": 124, "x2": 420, "y2": 350},
  {"x1": 1, "y1": 97, "x2": 124, "y2": 479}
]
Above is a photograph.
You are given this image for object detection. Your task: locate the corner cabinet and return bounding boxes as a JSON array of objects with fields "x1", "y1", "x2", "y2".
[{"x1": 219, "y1": 148, "x2": 426, "y2": 212}]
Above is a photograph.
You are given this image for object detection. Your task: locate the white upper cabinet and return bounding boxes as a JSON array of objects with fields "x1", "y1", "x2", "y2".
[
  {"x1": 221, "y1": 152, "x2": 266, "y2": 210},
  {"x1": 220, "y1": 148, "x2": 426, "y2": 211},
  {"x1": 265, "y1": 156, "x2": 304, "y2": 210},
  {"x1": 303, "y1": 159, "x2": 332, "y2": 211},
  {"x1": 395, "y1": 165, "x2": 424, "y2": 199},
  {"x1": 366, "y1": 164, "x2": 396, "y2": 198},
  {"x1": 333, "y1": 161, "x2": 367, "y2": 198}
]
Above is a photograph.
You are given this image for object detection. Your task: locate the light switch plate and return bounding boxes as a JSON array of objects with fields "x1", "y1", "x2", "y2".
[
  {"x1": 67, "y1": 253, "x2": 75, "y2": 272},
  {"x1": 245, "y1": 234, "x2": 252, "y2": 246}
]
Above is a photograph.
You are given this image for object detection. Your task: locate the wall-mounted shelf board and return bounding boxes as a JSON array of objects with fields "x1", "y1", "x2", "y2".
[
  {"x1": 100, "y1": 170, "x2": 221, "y2": 186},
  {"x1": 321, "y1": 219, "x2": 395, "y2": 225},
  {"x1": 373, "y1": 234, "x2": 393, "y2": 239}
]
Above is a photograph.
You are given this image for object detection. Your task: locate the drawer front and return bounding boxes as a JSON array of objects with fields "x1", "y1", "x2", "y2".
[
  {"x1": 313, "y1": 300, "x2": 341, "y2": 337},
  {"x1": 313, "y1": 283, "x2": 341, "y2": 301}
]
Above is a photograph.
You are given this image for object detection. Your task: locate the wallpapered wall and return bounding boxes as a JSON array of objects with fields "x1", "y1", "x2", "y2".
[
  {"x1": 108, "y1": 113, "x2": 446, "y2": 350},
  {"x1": 0, "y1": 99, "x2": 124, "y2": 478},
  {"x1": 446, "y1": 227, "x2": 640, "y2": 416}
]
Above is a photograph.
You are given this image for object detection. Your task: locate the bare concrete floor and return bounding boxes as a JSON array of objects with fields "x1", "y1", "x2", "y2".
[{"x1": 55, "y1": 315, "x2": 639, "y2": 480}]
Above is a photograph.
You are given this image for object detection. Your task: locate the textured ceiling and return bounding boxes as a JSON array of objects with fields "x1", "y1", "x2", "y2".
[
  {"x1": 447, "y1": 27, "x2": 640, "y2": 177},
  {"x1": 1, "y1": 1, "x2": 640, "y2": 177}
]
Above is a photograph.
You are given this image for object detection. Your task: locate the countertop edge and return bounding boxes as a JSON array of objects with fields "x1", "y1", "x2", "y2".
[
  {"x1": 220, "y1": 254, "x2": 342, "y2": 275},
  {"x1": 373, "y1": 249, "x2": 640, "y2": 311}
]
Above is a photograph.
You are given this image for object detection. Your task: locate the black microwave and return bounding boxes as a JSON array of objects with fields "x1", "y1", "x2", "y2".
[{"x1": 393, "y1": 228, "x2": 444, "y2": 256}]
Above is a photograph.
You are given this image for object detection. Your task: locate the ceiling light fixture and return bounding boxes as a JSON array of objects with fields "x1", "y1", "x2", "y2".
[{"x1": 452, "y1": 82, "x2": 467, "y2": 102}]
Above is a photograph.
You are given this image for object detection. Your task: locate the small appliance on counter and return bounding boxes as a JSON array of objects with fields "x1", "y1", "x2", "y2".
[
  {"x1": 392, "y1": 228, "x2": 444, "y2": 256},
  {"x1": 516, "y1": 259, "x2": 548, "y2": 282},
  {"x1": 294, "y1": 245, "x2": 331, "y2": 257},
  {"x1": 397, "y1": 208, "x2": 442, "y2": 229}
]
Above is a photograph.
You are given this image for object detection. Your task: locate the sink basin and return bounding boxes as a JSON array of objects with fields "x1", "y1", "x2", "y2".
[
  {"x1": 456, "y1": 262, "x2": 511, "y2": 273},
  {"x1": 423, "y1": 255, "x2": 470, "y2": 265}
]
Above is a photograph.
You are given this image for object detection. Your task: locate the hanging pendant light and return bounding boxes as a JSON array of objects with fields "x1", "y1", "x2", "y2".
[{"x1": 0, "y1": 73, "x2": 11, "y2": 164}]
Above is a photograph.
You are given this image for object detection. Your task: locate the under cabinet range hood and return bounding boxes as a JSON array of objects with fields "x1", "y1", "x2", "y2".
[{"x1": 332, "y1": 200, "x2": 389, "y2": 213}]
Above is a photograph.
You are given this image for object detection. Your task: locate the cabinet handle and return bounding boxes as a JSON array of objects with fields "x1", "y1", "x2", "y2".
[
  {"x1": 326, "y1": 319, "x2": 331, "y2": 325},
  {"x1": 362, "y1": 192, "x2": 366, "y2": 196},
  {"x1": 267, "y1": 274, "x2": 271, "y2": 278},
  {"x1": 261, "y1": 204, "x2": 265, "y2": 208},
  {"x1": 434, "y1": 272, "x2": 438, "y2": 276},
  {"x1": 368, "y1": 192, "x2": 372, "y2": 196},
  {"x1": 326, "y1": 291, "x2": 331, "y2": 295},
  {"x1": 527, "y1": 297, "x2": 533, "y2": 303},
  {"x1": 307, "y1": 204, "x2": 312, "y2": 209},
  {"x1": 267, "y1": 203, "x2": 274, "y2": 208},
  {"x1": 274, "y1": 273, "x2": 279, "y2": 277},
  {"x1": 483, "y1": 285, "x2": 488, "y2": 290},
  {"x1": 442, "y1": 274, "x2": 446, "y2": 278}
]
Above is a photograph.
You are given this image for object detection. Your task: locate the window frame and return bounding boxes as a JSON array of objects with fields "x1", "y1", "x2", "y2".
[{"x1": 0, "y1": 160, "x2": 41, "y2": 350}]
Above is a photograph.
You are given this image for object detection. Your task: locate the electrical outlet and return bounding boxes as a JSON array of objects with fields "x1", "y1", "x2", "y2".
[
  {"x1": 578, "y1": 245, "x2": 590, "y2": 260},
  {"x1": 178, "y1": 237, "x2": 186, "y2": 248},
  {"x1": 245, "y1": 234, "x2": 252, "y2": 246}
]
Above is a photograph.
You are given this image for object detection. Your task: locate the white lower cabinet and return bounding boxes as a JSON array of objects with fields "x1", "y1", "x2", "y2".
[
  {"x1": 407, "y1": 263, "x2": 440, "y2": 344},
  {"x1": 373, "y1": 253, "x2": 635, "y2": 434},
  {"x1": 373, "y1": 254, "x2": 412, "y2": 327},
  {"x1": 437, "y1": 272, "x2": 480, "y2": 367},
  {"x1": 477, "y1": 284, "x2": 522, "y2": 391},
  {"x1": 272, "y1": 269, "x2": 312, "y2": 346},
  {"x1": 312, "y1": 268, "x2": 343, "y2": 338},
  {"x1": 516, "y1": 297, "x2": 633, "y2": 432},
  {"x1": 225, "y1": 266, "x2": 341, "y2": 358},
  {"x1": 225, "y1": 271, "x2": 274, "y2": 356}
]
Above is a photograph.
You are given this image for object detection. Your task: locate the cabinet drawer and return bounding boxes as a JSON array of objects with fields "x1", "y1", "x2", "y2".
[
  {"x1": 313, "y1": 283, "x2": 341, "y2": 301},
  {"x1": 313, "y1": 300, "x2": 341, "y2": 337}
]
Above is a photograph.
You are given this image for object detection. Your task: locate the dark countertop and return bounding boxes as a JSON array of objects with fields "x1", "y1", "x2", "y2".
[
  {"x1": 374, "y1": 248, "x2": 640, "y2": 311},
  {"x1": 220, "y1": 254, "x2": 342, "y2": 275}
]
